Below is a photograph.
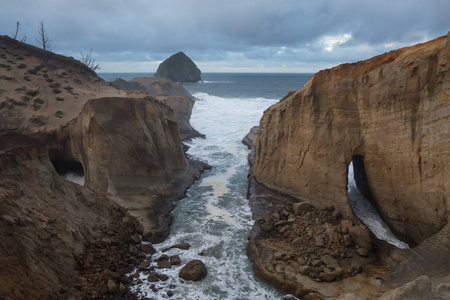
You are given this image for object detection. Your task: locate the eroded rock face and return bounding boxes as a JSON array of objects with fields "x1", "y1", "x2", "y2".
[
  {"x1": 64, "y1": 96, "x2": 191, "y2": 241},
  {"x1": 253, "y1": 33, "x2": 450, "y2": 245},
  {"x1": 130, "y1": 77, "x2": 204, "y2": 140}
]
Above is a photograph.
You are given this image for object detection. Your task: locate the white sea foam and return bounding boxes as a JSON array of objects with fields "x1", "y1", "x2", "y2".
[
  {"x1": 347, "y1": 162, "x2": 409, "y2": 249},
  {"x1": 62, "y1": 172, "x2": 85, "y2": 186},
  {"x1": 130, "y1": 92, "x2": 282, "y2": 299}
]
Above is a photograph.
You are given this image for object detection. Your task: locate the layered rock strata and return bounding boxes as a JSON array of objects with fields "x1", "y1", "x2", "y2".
[
  {"x1": 247, "y1": 33, "x2": 450, "y2": 298},
  {"x1": 253, "y1": 33, "x2": 450, "y2": 245}
]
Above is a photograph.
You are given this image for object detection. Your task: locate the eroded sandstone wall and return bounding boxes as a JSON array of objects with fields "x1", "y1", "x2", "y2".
[{"x1": 253, "y1": 33, "x2": 450, "y2": 244}]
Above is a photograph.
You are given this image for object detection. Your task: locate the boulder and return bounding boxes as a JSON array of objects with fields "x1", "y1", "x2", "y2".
[
  {"x1": 179, "y1": 260, "x2": 207, "y2": 281},
  {"x1": 154, "y1": 52, "x2": 201, "y2": 83}
]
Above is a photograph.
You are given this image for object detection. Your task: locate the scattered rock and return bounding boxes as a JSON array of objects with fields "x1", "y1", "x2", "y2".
[
  {"x1": 179, "y1": 260, "x2": 207, "y2": 281},
  {"x1": 157, "y1": 261, "x2": 172, "y2": 269},
  {"x1": 170, "y1": 255, "x2": 182, "y2": 265},
  {"x1": 107, "y1": 279, "x2": 117, "y2": 294},
  {"x1": 163, "y1": 242, "x2": 191, "y2": 252},
  {"x1": 293, "y1": 202, "x2": 312, "y2": 215},
  {"x1": 147, "y1": 273, "x2": 159, "y2": 282},
  {"x1": 140, "y1": 244, "x2": 156, "y2": 255}
]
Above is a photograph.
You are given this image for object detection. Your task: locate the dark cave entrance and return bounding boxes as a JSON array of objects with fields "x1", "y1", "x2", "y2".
[
  {"x1": 351, "y1": 155, "x2": 376, "y2": 204},
  {"x1": 51, "y1": 160, "x2": 85, "y2": 185}
]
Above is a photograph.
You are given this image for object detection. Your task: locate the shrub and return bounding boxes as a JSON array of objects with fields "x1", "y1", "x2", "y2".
[
  {"x1": 49, "y1": 82, "x2": 60, "y2": 88},
  {"x1": 34, "y1": 98, "x2": 45, "y2": 104},
  {"x1": 52, "y1": 89, "x2": 61, "y2": 94},
  {"x1": 17, "y1": 63, "x2": 27, "y2": 69},
  {"x1": 54, "y1": 110, "x2": 64, "y2": 118},
  {"x1": 56, "y1": 97, "x2": 64, "y2": 101},
  {"x1": 26, "y1": 89, "x2": 39, "y2": 97}
]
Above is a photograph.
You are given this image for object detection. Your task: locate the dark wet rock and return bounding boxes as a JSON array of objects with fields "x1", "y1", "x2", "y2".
[
  {"x1": 167, "y1": 290, "x2": 174, "y2": 297},
  {"x1": 157, "y1": 261, "x2": 172, "y2": 269},
  {"x1": 170, "y1": 255, "x2": 182, "y2": 266},
  {"x1": 147, "y1": 273, "x2": 159, "y2": 282},
  {"x1": 157, "y1": 273, "x2": 169, "y2": 281},
  {"x1": 179, "y1": 260, "x2": 207, "y2": 281},
  {"x1": 156, "y1": 254, "x2": 169, "y2": 262},
  {"x1": 140, "y1": 244, "x2": 156, "y2": 255},
  {"x1": 163, "y1": 242, "x2": 191, "y2": 252}
]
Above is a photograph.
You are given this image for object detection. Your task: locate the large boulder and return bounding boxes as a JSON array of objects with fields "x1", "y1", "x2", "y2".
[
  {"x1": 178, "y1": 260, "x2": 207, "y2": 281},
  {"x1": 154, "y1": 52, "x2": 201, "y2": 83}
]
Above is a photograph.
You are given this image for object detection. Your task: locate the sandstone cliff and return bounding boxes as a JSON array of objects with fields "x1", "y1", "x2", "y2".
[
  {"x1": 248, "y1": 32, "x2": 450, "y2": 298},
  {"x1": 253, "y1": 33, "x2": 450, "y2": 245},
  {"x1": 0, "y1": 36, "x2": 207, "y2": 298},
  {"x1": 154, "y1": 52, "x2": 201, "y2": 83},
  {"x1": 129, "y1": 77, "x2": 204, "y2": 140}
]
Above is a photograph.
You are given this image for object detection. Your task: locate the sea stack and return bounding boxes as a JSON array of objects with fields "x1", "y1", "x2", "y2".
[{"x1": 154, "y1": 52, "x2": 201, "y2": 83}]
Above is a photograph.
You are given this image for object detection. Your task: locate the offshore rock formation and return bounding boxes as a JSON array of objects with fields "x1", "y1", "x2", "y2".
[
  {"x1": 110, "y1": 76, "x2": 203, "y2": 140},
  {"x1": 247, "y1": 32, "x2": 450, "y2": 299},
  {"x1": 130, "y1": 77, "x2": 204, "y2": 140},
  {"x1": 0, "y1": 36, "x2": 207, "y2": 298},
  {"x1": 154, "y1": 52, "x2": 201, "y2": 83}
]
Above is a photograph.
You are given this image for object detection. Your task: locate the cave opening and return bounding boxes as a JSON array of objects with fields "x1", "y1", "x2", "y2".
[
  {"x1": 51, "y1": 160, "x2": 85, "y2": 186},
  {"x1": 347, "y1": 155, "x2": 409, "y2": 249}
]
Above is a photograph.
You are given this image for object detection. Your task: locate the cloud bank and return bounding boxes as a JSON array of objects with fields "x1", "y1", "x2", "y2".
[{"x1": 2, "y1": 0, "x2": 449, "y2": 72}]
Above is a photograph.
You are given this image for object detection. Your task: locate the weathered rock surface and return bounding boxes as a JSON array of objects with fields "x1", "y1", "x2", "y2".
[
  {"x1": 154, "y1": 52, "x2": 201, "y2": 83},
  {"x1": 253, "y1": 33, "x2": 450, "y2": 245},
  {"x1": 179, "y1": 260, "x2": 207, "y2": 281},
  {"x1": 247, "y1": 33, "x2": 450, "y2": 299},
  {"x1": 111, "y1": 76, "x2": 204, "y2": 140},
  {"x1": 0, "y1": 36, "x2": 207, "y2": 298}
]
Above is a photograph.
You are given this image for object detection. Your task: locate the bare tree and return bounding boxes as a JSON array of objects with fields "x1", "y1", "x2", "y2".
[
  {"x1": 36, "y1": 21, "x2": 51, "y2": 50},
  {"x1": 13, "y1": 22, "x2": 27, "y2": 42},
  {"x1": 13, "y1": 22, "x2": 20, "y2": 39},
  {"x1": 79, "y1": 48, "x2": 100, "y2": 71}
]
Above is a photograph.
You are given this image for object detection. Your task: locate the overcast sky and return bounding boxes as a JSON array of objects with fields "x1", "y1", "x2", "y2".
[{"x1": 2, "y1": 0, "x2": 449, "y2": 73}]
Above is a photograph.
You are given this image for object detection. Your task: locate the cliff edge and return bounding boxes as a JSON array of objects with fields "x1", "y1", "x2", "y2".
[{"x1": 247, "y1": 32, "x2": 450, "y2": 299}]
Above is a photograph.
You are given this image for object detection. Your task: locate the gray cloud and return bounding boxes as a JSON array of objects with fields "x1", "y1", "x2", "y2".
[{"x1": 2, "y1": 0, "x2": 449, "y2": 72}]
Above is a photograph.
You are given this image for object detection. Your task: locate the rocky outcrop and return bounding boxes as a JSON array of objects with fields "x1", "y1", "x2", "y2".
[
  {"x1": 247, "y1": 33, "x2": 450, "y2": 299},
  {"x1": 110, "y1": 76, "x2": 203, "y2": 140},
  {"x1": 0, "y1": 35, "x2": 208, "y2": 298},
  {"x1": 129, "y1": 77, "x2": 204, "y2": 140},
  {"x1": 0, "y1": 135, "x2": 136, "y2": 299},
  {"x1": 62, "y1": 96, "x2": 202, "y2": 242},
  {"x1": 154, "y1": 52, "x2": 201, "y2": 83},
  {"x1": 253, "y1": 33, "x2": 450, "y2": 245}
]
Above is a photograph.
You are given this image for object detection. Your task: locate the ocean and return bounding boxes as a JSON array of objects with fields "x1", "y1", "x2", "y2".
[{"x1": 93, "y1": 73, "x2": 405, "y2": 299}]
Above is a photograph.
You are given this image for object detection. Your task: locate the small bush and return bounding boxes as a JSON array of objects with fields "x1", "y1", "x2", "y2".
[
  {"x1": 0, "y1": 53, "x2": 6, "y2": 59},
  {"x1": 74, "y1": 78, "x2": 82, "y2": 84},
  {"x1": 63, "y1": 85, "x2": 74, "y2": 91},
  {"x1": 21, "y1": 95, "x2": 31, "y2": 102},
  {"x1": 23, "y1": 75, "x2": 30, "y2": 81},
  {"x1": 54, "y1": 110, "x2": 64, "y2": 118},
  {"x1": 17, "y1": 63, "x2": 27, "y2": 69},
  {"x1": 43, "y1": 73, "x2": 49, "y2": 78},
  {"x1": 56, "y1": 97, "x2": 64, "y2": 101},
  {"x1": 0, "y1": 63, "x2": 12, "y2": 71},
  {"x1": 16, "y1": 56, "x2": 24, "y2": 60},
  {"x1": 52, "y1": 89, "x2": 61, "y2": 94},
  {"x1": 0, "y1": 75, "x2": 15, "y2": 81},
  {"x1": 46, "y1": 78, "x2": 55, "y2": 83},
  {"x1": 27, "y1": 69, "x2": 37, "y2": 75},
  {"x1": 26, "y1": 89, "x2": 39, "y2": 97},
  {"x1": 34, "y1": 98, "x2": 45, "y2": 105}
]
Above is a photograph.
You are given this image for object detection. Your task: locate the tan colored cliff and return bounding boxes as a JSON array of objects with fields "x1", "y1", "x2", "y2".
[
  {"x1": 253, "y1": 33, "x2": 450, "y2": 246},
  {"x1": 0, "y1": 36, "x2": 206, "y2": 298}
]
